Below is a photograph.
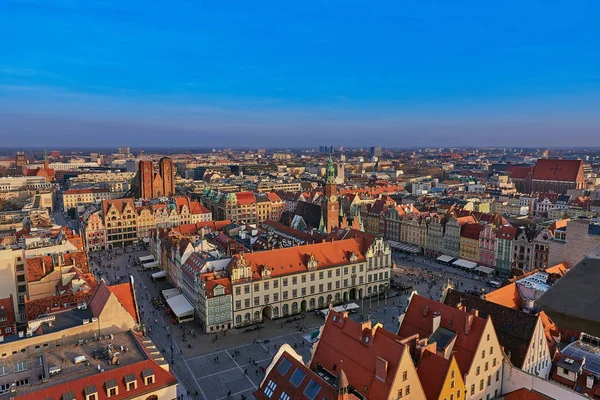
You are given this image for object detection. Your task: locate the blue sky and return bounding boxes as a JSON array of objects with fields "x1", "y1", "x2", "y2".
[{"x1": 1, "y1": 0, "x2": 599, "y2": 147}]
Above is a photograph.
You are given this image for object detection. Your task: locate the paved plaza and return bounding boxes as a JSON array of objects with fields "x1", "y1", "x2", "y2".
[{"x1": 86, "y1": 244, "x2": 500, "y2": 399}]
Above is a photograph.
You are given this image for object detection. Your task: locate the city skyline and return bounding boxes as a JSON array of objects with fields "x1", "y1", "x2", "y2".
[{"x1": 1, "y1": 1, "x2": 599, "y2": 147}]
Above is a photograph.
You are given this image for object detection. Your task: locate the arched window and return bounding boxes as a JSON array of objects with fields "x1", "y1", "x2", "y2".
[
  {"x1": 318, "y1": 296, "x2": 324, "y2": 307},
  {"x1": 292, "y1": 302, "x2": 298, "y2": 313},
  {"x1": 326, "y1": 294, "x2": 332, "y2": 305},
  {"x1": 244, "y1": 313, "x2": 250, "y2": 322},
  {"x1": 254, "y1": 311, "x2": 260, "y2": 321},
  {"x1": 273, "y1": 306, "x2": 279, "y2": 318},
  {"x1": 309, "y1": 298, "x2": 315, "y2": 309},
  {"x1": 335, "y1": 293, "x2": 340, "y2": 302},
  {"x1": 145, "y1": 396, "x2": 158, "y2": 400},
  {"x1": 282, "y1": 304, "x2": 289, "y2": 315},
  {"x1": 236, "y1": 315, "x2": 242, "y2": 325},
  {"x1": 367, "y1": 287, "x2": 372, "y2": 295}
]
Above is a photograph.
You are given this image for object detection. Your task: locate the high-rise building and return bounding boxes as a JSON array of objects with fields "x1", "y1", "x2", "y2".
[{"x1": 370, "y1": 146, "x2": 382, "y2": 158}]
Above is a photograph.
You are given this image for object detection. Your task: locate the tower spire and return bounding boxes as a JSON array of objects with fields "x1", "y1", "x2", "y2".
[{"x1": 43, "y1": 149, "x2": 48, "y2": 169}]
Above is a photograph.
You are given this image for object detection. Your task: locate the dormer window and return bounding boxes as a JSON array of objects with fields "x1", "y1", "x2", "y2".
[
  {"x1": 62, "y1": 392, "x2": 75, "y2": 400},
  {"x1": 142, "y1": 368, "x2": 155, "y2": 385},
  {"x1": 105, "y1": 379, "x2": 118, "y2": 397},
  {"x1": 83, "y1": 385, "x2": 97, "y2": 400},
  {"x1": 124, "y1": 373, "x2": 137, "y2": 391}
]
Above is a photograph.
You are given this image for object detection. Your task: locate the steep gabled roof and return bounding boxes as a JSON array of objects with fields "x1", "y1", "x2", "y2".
[
  {"x1": 444, "y1": 289, "x2": 538, "y2": 368},
  {"x1": 398, "y1": 294, "x2": 487, "y2": 375},
  {"x1": 417, "y1": 350, "x2": 453, "y2": 400},
  {"x1": 310, "y1": 311, "x2": 407, "y2": 400}
]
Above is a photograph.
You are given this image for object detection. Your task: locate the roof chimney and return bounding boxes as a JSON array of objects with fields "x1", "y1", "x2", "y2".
[
  {"x1": 422, "y1": 305, "x2": 429, "y2": 317},
  {"x1": 465, "y1": 313, "x2": 474, "y2": 335},
  {"x1": 432, "y1": 313, "x2": 441, "y2": 333},
  {"x1": 470, "y1": 308, "x2": 479, "y2": 317}
]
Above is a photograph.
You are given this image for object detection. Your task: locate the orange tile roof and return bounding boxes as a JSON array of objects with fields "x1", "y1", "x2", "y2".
[
  {"x1": 398, "y1": 294, "x2": 487, "y2": 376},
  {"x1": 203, "y1": 275, "x2": 232, "y2": 298},
  {"x1": 0, "y1": 295, "x2": 16, "y2": 327},
  {"x1": 15, "y1": 359, "x2": 176, "y2": 400},
  {"x1": 484, "y1": 283, "x2": 523, "y2": 310},
  {"x1": 229, "y1": 238, "x2": 366, "y2": 279},
  {"x1": 267, "y1": 192, "x2": 282, "y2": 202},
  {"x1": 101, "y1": 198, "x2": 135, "y2": 216},
  {"x1": 310, "y1": 311, "x2": 407, "y2": 400},
  {"x1": 189, "y1": 200, "x2": 210, "y2": 214}
]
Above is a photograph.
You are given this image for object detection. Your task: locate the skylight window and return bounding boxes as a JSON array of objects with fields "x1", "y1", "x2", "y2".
[
  {"x1": 264, "y1": 380, "x2": 277, "y2": 398},
  {"x1": 279, "y1": 392, "x2": 290, "y2": 400},
  {"x1": 290, "y1": 368, "x2": 307, "y2": 387},
  {"x1": 304, "y1": 380, "x2": 322, "y2": 400},
  {"x1": 277, "y1": 358, "x2": 292, "y2": 376}
]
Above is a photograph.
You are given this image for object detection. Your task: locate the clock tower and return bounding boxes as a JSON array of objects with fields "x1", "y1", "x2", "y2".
[{"x1": 322, "y1": 154, "x2": 339, "y2": 232}]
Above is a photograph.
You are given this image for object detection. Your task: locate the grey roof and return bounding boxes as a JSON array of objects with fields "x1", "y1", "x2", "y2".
[
  {"x1": 83, "y1": 385, "x2": 97, "y2": 396},
  {"x1": 556, "y1": 355, "x2": 584, "y2": 373},
  {"x1": 561, "y1": 337, "x2": 600, "y2": 376},
  {"x1": 537, "y1": 255, "x2": 600, "y2": 337}
]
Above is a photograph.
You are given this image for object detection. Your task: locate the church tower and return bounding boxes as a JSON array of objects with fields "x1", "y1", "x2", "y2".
[{"x1": 323, "y1": 154, "x2": 339, "y2": 233}]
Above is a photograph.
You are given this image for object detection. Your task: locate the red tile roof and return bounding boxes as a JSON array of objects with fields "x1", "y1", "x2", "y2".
[
  {"x1": 26, "y1": 291, "x2": 93, "y2": 320},
  {"x1": 14, "y1": 359, "x2": 176, "y2": 400},
  {"x1": 189, "y1": 200, "x2": 210, "y2": 214},
  {"x1": 310, "y1": 311, "x2": 409, "y2": 400},
  {"x1": 236, "y1": 191, "x2": 256, "y2": 205},
  {"x1": 202, "y1": 274, "x2": 232, "y2": 298},
  {"x1": 417, "y1": 350, "x2": 453, "y2": 400},
  {"x1": 26, "y1": 251, "x2": 90, "y2": 282},
  {"x1": 460, "y1": 222, "x2": 485, "y2": 239},
  {"x1": 228, "y1": 238, "x2": 366, "y2": 279},
  {"x1": 0, "y1": 295, "x2": 16, "y2": 327},
  {"x1": 398, "y1": 294, "x2": 488, "y2": 376},
  {"x1": 503, "y1": 388, "x2": 552, "y2": 400},
  {"x1": 497, "y1": 225, "x2": 518, "y2": 240},
  {"x1": 506, "y1": 166, "x2": 534, "y2": 179},
  {"x1": 108, "y1": 282, "x2": 138, "y2": 322},
  {"x1": 267, "y1": 192, "x2": 282, "y2": 202},
  {"x1": 532, "y1": 159, "x2": 584, "y2": 182}
]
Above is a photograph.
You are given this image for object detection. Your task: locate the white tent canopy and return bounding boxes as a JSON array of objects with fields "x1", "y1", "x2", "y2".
[
  {"x1": 166, "y1": 294, "x2": 194, "y2": 320},
  {"x1": 151, "y1": 270, "x2": 166, "y2": 279},
  {"x1": 142, "y1": 261, "x2": 159, "y2": 269},
  {"x1": 161, "y1": 288, "x2": 180, "y2": 300},
  {"x1": 436, "y1": 255, "x2": 454, "y2": 263},
  {"x1": 387, "y1": 240, "x2": 421, "y2": 254},
  {"x1": 475, "y1": 266, "x2": 495, "y2": 275},
  {"x1": 138, "y1": 255, "x2": 154, "y2": 263},
  {"x1": 452, "y1": 259, "x2": 478, "y2": 270}
]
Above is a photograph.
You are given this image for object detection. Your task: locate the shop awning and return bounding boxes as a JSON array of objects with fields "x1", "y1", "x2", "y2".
[
  {"x1": 161, "y1": 288, "x2": 180, "y2": 300},
  {"x1": 436, "y1": 255, "x2": 454, "y2": 263},
  {"x1": 151, "y1": 270, "x2": 166, "y2": 279},
  {"x1": 475, "y1": 266, "x2": 495, "y2": 275},
  {"x1": 452, "y1": 259, "x2": 478, "y2": 270},
  {"x1": 142, "y1": 261, "x2": 159, "y2": 269},
  {"x1": 166, "y1": 294, "x2": 194, "y2": 319}
]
